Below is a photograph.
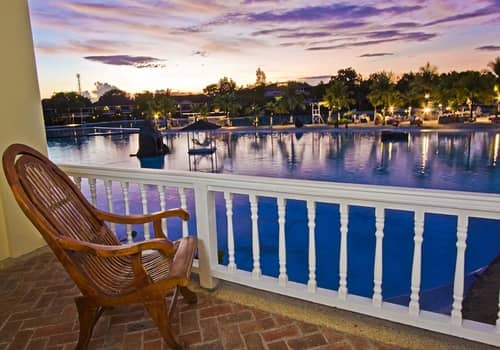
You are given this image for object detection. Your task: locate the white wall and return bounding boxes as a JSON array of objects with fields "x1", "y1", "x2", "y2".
[{"x1": 0, "y1": 1, "x2": 48, "y2": 259}]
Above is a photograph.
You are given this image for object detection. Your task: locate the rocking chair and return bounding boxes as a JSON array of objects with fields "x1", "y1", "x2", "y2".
[{"x1": 2, "y1": 144, "x2": 197, "y2": 349}]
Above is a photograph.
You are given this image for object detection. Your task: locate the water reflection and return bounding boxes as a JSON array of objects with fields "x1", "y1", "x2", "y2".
[{"x1": 48, "y1": 130, "x2": 500, "y2": 193}]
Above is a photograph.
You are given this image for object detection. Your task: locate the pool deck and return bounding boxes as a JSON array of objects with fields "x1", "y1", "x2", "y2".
[{"x1": 1, "y1": 247, "x2": 497, "y2": 350}]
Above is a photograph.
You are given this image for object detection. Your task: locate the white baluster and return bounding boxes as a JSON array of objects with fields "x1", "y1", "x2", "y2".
[
  {"x1": 89, "y1": 177, "x2": 97, "y2": 207},
  {"x1": 224, "y1": 192, "x2": 236, "y2": 272},
  {"x1": 249, "y1": 193, "x2": 261, "y2": 279},
  {"x1": 409, "y1": 208, "x2": 425, "y2": 316},
  {"x1": 497, "y1": 289, "x2": 500, "y2": 333},
  {"x1": 496, "y1": 289, "x2": 500, "y2": 333},
  {"x1": 307, "y1": 200, "x2": 317, "y2": 293},
  {"x1": 120, "y1": 181, "x2": 132, "y2": 243},
  {"x1": 139, "y1": 183, "x2": 150, "y2": 240},
  {"x1": 74, "y1": 176, "x2": 82, "y2": 190},
  {"x1": 158, "y1": 185, "x2": 168, "y2": 238},
  {"x1": 179, "y1": 187, "x2": 188, "y2": 238},
  {"x1": 373, "y1": 206, "x2": 384, "y2": 307},
  {"x1": 277, "y1": 196, "x2": 287, "y2": 286},
  {"x1": 338, "y1": 203, "x2": 348, "y2": 300},
  {"x1": 104, "y1": 180, "x2": 115, "y2": 232},
  {"x1": 451, "y1": 214, "x2": 468, "y2": 325}
]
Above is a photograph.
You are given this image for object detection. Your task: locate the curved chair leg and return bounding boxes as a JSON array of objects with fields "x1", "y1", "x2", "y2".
[
  {"x1": 75, "y1": 297, "x2": 103, "y2": 350},
  {"x1": 179, "y1": 286, "x2": 197, "y2": 304},
  {"x1": 145, "y1": 300, "x2": 182, "y2": 350}
]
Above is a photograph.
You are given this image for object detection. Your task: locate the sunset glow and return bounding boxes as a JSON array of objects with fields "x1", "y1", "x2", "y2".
[{"x1": 29, "y1": 0, "x2": 500, "y2": 98}]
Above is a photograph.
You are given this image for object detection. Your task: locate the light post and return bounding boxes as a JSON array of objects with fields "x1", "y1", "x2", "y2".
[
  {"x1": 467, "y1": 97, "x2": 472, "y2": 121},
  {"x1": 494, "y1": 85, "x2": 500, "y2": 114}
]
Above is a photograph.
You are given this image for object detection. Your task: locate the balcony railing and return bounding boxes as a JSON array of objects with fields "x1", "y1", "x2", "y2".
[{"x1": 60, "y1": 164, "x2": 500, "y2": 346}]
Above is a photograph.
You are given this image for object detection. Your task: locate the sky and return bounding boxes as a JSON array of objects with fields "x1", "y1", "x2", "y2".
[{"x1": 29, "y1": 0, "x2": 500, "y2": 99}]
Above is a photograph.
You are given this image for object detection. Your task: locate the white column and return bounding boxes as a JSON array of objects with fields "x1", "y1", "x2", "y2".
[
  {"x1": 120, "y1": 181, "x2": 132, "y2": 242},
  {"x1": 139, "y1": 183, "x2": 150, "y2": 240},
  {"x1": 338, "y1": 203, "x2": 348, "y2": 300},
  {"x1": 158, "y1": 185, "x2": 168, "y2": 238},
  {"x1": 224, "y1": 192, "x2": 236, "y2": 272},
  {"x1": 179, "y1": 187, "x2": 189, "y2": 237},
  {"x1": 194, "y1": 183, "x2": 218, "y2": 289},
  {"x1": 496, "y1": 289, "x2": 500, "y2": 333},
  {"x1": 249, "y1": 193, "x2": 261, "y2": 279},
  {"x1": 372, "y1": 206, "x2": 384, "y2": 307},
  {"x1": 0, "y1": 0, "x2": 48, "y2": 259},
  {"x1": 277, "y1": 196, "x2": 288, "y2": 286},
  {"x1": 409, "y1": 208, "x2": 425, "y2": 316},
  {"x1": 74, "y1": 176, "x2": 82, "y2": 191},
  {"x1": 307, "y1": 200, "x2": 317, "y2": 292},
  {"x1": 451, "y1": 214, "x2": 468, "y2": 325},
  {"x1": 104, "y1": 180, "x2": 115, "y2": 233},
  {"x1": 89, "y1": 178, "x2": 97, "y2": 207},
  {"x1": 497, "y1": 289, "x2": 500, "y2": 333}
]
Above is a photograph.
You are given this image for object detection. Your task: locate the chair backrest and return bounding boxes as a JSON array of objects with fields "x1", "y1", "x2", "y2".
[{"x1": 2, "y1": 144, "x2": 120, "y2": 295}]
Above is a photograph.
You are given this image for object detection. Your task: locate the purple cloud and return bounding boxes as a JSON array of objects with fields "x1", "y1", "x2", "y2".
[
  {"x1": 300, "y1": 75, "x2": 332, "y2": 80},
  {"x1": 244, "y1": 4, "x2": 423, "y2": 22},
  {"x1": 476, "y1": 45, "x2": 500, "y2": 51},
  {"x1": 278, "y1": 31, "x2": 331, "y2": 39},
  {"x1": 307, "y1": 31, "x2": 436, "y2": 51},
  {"x1": 193, "y1": 50, "x2": 209, "y2": 57},
  {"x1": 359, "y1": 53, "x2": 394, "y2": 57},
  {"x1": 322, "y1": 21, "x2": 367, "y2": 30},
  {"x1": 424, "y1": 2, "x2": 500, "y2": 27},
  {"x1": 84, "y1": 55, "x2": 166, "y2": 68},
  {"x1": 389, "y1": 22, "x2": 421, "y2": 28}
]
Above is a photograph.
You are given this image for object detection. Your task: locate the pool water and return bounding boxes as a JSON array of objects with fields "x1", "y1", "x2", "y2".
[{"x1": 48, "y1": 130, "x2": 500, "y2": 311}]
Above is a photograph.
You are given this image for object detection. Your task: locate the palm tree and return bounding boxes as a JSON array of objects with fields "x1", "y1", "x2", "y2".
[
  {"x1": 367, "y1": 72, "x2": 392, "y2": 121},
  {"x1": 322, "y1": 80, "x2": 353, "y2": 124},
  {"x1": 278, "y1": 82, "x2": 305, "y2": 124},
  {"x1": 488, "y1": 57, "x2": 500, "y2": 83}
]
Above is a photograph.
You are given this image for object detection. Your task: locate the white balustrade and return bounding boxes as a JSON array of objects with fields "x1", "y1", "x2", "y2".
[
  {"x1": 451, "y1": 214, "x2": 469, "y2": 325},
  {"x1": 277, "y1": 196, "x2": 287, "y2": 286},
  {"x1": 409, "y1": 208, "x2": 425, "y2": 316},
  {"x1": 89, "y1": 177, "x2": 97, "y2": 206},
  {"x1": 250, "y1": 193, "x2": 261, "y2": 279},
  {"x1": 179, "y1": 187, "x2": 188, "y2": 238},
  {"x1": 307, "y1": 199, "x2": 317, "y2": 293},
  {"x1": 59, "y1": 164, "x2": 500, "y2": 347},
  {"x1": 372, "y1": 206, "x2": 384, "y2": 307},
  {"x1": 139, "y1": 183, "x2": 150, "y2": 240},
  {"x1": 338, "y1": 203, "x2": 348, "y2": 300},
  {"x1": 74, "y1": 176, "x2": 81, "y2": 190},
  {"x1": 224, "y1": 191, "x2": 236, "y2": 272},
  {"x1": 497, "y1": 289, "x2": 500, "y2": 333},
  {"x1": 120, "y1": 181, "x2": 132, "y2": 242},
  {"x1": 158, "y1": 185, "x2": 168, "y2": 238},
  {"x1": 104, "y1": 179, "x2": 115, "y2": 232}
]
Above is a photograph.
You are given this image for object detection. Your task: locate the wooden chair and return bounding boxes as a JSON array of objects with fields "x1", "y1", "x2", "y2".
[{"x1": 2, "y1": 143, "x2": 197, "y2": 349}]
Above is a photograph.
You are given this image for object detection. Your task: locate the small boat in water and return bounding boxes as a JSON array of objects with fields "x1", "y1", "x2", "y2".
[{"x1": 381, "y1": 131, "x2": 409, "y2": 142}]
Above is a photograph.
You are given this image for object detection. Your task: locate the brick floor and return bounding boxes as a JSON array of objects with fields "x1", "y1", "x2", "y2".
[{"x1": 0, "y1": 250, "x2": 400, "y2": 350}]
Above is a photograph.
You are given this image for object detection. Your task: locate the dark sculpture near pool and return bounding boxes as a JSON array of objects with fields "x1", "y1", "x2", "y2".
[{"x1": 137, "y1": 118, "x2": 169, "y2": 158}]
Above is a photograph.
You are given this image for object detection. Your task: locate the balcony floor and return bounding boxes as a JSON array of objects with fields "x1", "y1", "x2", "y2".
[{"x1": 0, "y1": 248, "x2": 494, "y2": 350}]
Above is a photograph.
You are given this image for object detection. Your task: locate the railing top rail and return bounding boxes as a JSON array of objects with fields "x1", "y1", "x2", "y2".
[{"x1": 60, "y1": 164, "x2": 500, "y2": 217}]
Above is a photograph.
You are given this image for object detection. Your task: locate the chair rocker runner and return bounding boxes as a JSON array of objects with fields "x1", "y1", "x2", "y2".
[{"x1": 2, "y1": 143, "x2": 198, "y2": 350}]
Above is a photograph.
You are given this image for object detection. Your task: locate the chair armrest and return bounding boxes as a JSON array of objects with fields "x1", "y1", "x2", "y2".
[
  {"x1": 94, "y1": 208, "x2": 189, "y2": 225},
  {"x1": 57, "y1": 236, "x2": 176, "y2": 257}
]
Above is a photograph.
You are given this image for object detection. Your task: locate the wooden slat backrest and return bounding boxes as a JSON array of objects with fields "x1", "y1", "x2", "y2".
[{"x1": 2, "y1": 144, "x2": 128, "y2": 296}]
